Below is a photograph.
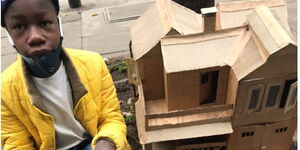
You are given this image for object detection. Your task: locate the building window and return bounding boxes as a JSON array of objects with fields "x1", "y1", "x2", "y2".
[
  {"x1": 275, "y1": 127, "x2": 288, "y2": 133},
  {"x1": 200, "y1": 71, "x2": 218, "y2": 105},
  {"x1": 284, "y1": 81, "x2": 297, "y2": 113},
  {"x1": 287, "y1": 88, "x2": 297, "y2": 107},
  {"x1": 280, "y1": 79, "x2": 297, "y2": 108},
  {"x1": 265, "y1": 85, "x2": 280, "y2": 107},
  {"x1": 248, "y1": 89, "x2": 261, "y2": 109},
  {"x1": 247, "y1": 84, "x2": 264, "y2": 112},
  {"x1": 241, "y1": 132, "x2": 254, "y2": 137}
]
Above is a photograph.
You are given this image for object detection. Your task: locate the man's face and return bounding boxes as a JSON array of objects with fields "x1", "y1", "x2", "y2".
[{"x1": 4, "y1": 0, "x2": 60, "y2": 58}]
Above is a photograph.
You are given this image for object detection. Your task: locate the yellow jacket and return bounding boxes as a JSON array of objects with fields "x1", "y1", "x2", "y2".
[{"x1": 1, "y1": 48, "x2": 131, "y2": 150}]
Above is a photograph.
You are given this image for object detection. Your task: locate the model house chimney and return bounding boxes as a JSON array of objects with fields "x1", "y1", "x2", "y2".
[{"x1": 201, "y1": 7, "x2": 217, "y2": 32}]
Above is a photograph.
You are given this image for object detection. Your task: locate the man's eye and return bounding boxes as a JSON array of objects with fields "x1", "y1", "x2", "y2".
[
  {"x1": 13, "y1": 24, "x2": 26, "y2": 30},
  {"x1": 40, "y1": 21, "x2": 52, "y2": 27}
]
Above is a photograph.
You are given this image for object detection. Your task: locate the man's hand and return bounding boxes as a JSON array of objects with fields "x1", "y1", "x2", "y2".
[{"x1": 95, "y1": 139, "x2": 116, "y2": 150}]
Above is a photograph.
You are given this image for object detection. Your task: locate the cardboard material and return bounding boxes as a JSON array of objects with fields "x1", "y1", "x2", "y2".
[
  {"x1": 130, "y1": 0, "x2": 203, "y2": 60},
  {"x1": 145, "y1": 105, "x2": 233, "y2": 130},
  {"x1": 127, "y1": 0, "x2": 297, "y2": 148},
  {"x1": 176, "y1": 142, "x2": 226, "y2": 150},
  {"x1": 284, "y1": 81, "x2": 297, "y2": 113},
  {"x1": 124, "y1": 58, "x2": 140, "y2": 85},
  {"x1": 142, "y1": 122, "x2": 232, "y2": 144},
  {"x1": 201, "y1": 7, "x2": 218, "y2": 32},
  {"x1": 228, "y1": 118, "x2": 296, "y2": 150},
  {"x1": 232, "y1": 74, "x2": 297, "y2": 127},
  {"x1": 216, "y1": 0, "x2": 289, "y2": 30},
  {"x1": 161, "y1": 27, "x2": 244, "y2": 73},
  {"x1": 247, "y1": 5, "x2": 295, "y2": 55}
]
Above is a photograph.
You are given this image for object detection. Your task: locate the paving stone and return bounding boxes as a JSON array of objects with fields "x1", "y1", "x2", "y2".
[
  {"x1": 1, "y1": 37, "x2": 16, "y2": 55},
  {"x1": 82, "y1": 8, "x2": 134, "y2": 55},
  {"x1": 1, "y1": 53, "x2": 17, "y2": 72},
  {"x1": 60, "y1": 11, "x2": 82, "y2": 23},
  {"x1": 1, "y1": 28, "x2": 7, "y2": 38},
  {"x1": 105, "y1": 2, "x2": 153, "y2": 23}
]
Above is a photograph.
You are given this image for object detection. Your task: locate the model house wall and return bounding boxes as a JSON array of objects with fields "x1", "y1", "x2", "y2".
[
  {"x1": 232, "y1": 54, "x2": 297, "y2": 126},
  {"x1": 137, "y1": 44, "x2": 165, "y2": 101},
  {"x1": 228, "y1": 118, "x2": 296, "y2": 150},
  {"x1": 230, "y1": 5, "x2": 297, "y2": 127},
  {"x1": 164, "y1": 66, "x2": 230, "y2": 111}
]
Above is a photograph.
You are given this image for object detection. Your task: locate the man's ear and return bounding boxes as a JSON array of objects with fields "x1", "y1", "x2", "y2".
[{"x1": 58, "y1": 17, "x2": 64, "y2": 38}]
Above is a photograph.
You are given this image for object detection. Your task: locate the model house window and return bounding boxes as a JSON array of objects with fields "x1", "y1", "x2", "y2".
[
  {"x1": 200, "y1": 71, "x2": 218, "y2": 104},
  {"x1": 247, "y1": 84, "x2": 264, "y2": 112},
  {"x1": 280, "y1": 79, "x2": 297, "y2": 108},
  {"x1": 275, "y1": 127, "x2": 288, "y2": 133},
  {"x1": 265, "y1": 85, "x2": 280, "y2": 107},
  {"x1": 248, "y1": 89, "x2": 261, "y2": 109},
  {"x1": 241, "y1": 131, "x2": 254, "y2": 137},
  {"x1": 284, "y1": 81, "x2": 297, "y2": 113},
  {"x1": 287, "y1": 88, "x2": 297, "y2": 106},
  {"x1": 124, "y1": 58, "x2": 140, "y2": 86}
]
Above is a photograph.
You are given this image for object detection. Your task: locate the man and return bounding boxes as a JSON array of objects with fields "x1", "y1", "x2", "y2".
[{"x1": 1, "y1": 0, "x2": 131, "y2": 149}]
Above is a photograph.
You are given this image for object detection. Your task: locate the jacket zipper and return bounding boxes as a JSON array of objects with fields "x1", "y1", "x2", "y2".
[{"x1": 33, "y1": 106, "x2": 56, "y2": 150}]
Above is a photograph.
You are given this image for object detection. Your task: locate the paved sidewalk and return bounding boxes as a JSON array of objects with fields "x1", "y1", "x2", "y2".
[{"x1": 1, "y1": 0, "x2": 297, "y2": 71}]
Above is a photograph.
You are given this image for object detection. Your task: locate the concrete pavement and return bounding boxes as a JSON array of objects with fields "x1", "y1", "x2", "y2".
[{"x1": 1, "y1": 0, "x2": 297, "y2": 71}]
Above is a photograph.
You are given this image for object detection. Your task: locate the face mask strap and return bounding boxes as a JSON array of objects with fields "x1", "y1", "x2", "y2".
[
  {"x1": 58, "y1": 17, "x2": 64, "y2": 38},
  {"x1": 6, "y1": 30, "x2": 16, "y2": 49}
]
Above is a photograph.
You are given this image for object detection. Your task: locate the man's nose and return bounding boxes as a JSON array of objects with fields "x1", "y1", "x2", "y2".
[{"x1": 27, "y1": 26, "x2": 46, "y2": 47}]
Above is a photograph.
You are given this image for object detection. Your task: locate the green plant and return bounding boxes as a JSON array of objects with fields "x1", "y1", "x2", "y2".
[
  {"x1": 108, "y1": 61, "x2": 127, "y2": 73},
  {"x1": 124, "y1": 113, "x2": 135, "y2": 122}
]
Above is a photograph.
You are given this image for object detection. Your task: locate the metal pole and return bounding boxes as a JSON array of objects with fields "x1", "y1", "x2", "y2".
[{"x1": 68, "y1": 0, "x2": 82, "y2": 8}]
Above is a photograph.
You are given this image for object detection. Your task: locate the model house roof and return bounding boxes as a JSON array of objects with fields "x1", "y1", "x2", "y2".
[
  {"x1": 130, "y1": 0, "x2": 204, "y2": 60},
  {"x1": 160, "y1": 27, "x2": 245, "y2": 73},
  {"x1": 231, "y1": 5, "x2": 296, "y2": 80},
  {"x1": 216, "y1": 0, "x2": 289, "y2": 30},
  {"x1": 247, "y1": 5, "x2": 295, "y2": 56},
  {"x1": 160, "y1": 5, "x2": 295, "y2": 77}
]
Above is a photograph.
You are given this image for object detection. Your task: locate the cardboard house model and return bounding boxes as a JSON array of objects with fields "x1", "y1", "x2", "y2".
[{"x1": 125, "y1": 0, "x2": 297, "y2": 149}]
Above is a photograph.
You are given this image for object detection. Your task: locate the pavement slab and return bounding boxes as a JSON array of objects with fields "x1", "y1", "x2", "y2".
[
  {"x1": 1, "y1": 37, "x2": 16, "y2": 55},
  {"x1": 105, "y1": 2, "x2": 153, "y2": 23},
  {"x1": 1, "y1": 53, "x2": 17, "y2": 72},
  {"x1": 62, "y1": 21, "x2": 82, "y2": 49},
  {"x1": 82, "y1": 8, "x2": 135, "y2": 54}
]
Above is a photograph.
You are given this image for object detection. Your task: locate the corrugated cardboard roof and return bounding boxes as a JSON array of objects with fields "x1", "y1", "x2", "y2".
[
  {"x1": 161, "y1": 27, "x2": 245, "y2": 73},
  {"x1": 130, "y1": 0, "x2": 203, "y2": 60},
  {"x1": 142, "y1": 122, "x2": 233, "y2": 144},
  {"x1": 217, "y1": 0, "x2": 289, "y2": 30},
  {"x1": 231, "y1": 5, "x2": 296, "y2": 80},
  {"x1": 231, "y1": 36, "x2": 266, "y2": 80},
  {"x1": 161, "y1": 5, "x2": 295, "y2": 78},
  {"x1": 247, "y1": 5, "x2": 295, "y2": 55}
]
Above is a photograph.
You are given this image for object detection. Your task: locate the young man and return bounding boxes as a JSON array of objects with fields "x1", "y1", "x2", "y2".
[{"x1": 1, "y1": 0, "x2": 131, "y2": 149}]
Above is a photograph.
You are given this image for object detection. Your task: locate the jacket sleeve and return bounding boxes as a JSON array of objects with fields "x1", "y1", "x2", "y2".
[
  {"x1": 91, "y1": 58, "x2": 131, "y2": 150},
  {"x1": 1, "y1": 99, "x2": 35, "y2": 150}
]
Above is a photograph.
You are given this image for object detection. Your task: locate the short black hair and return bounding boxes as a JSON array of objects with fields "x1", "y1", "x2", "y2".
[{"x1": 1, "y1": 0, "x2": 60, "y2": 27}]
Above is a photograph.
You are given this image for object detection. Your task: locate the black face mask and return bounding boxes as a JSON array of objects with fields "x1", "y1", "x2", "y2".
[{"x1": 22, "y1": 37, "x2": 63, "y2": 78}]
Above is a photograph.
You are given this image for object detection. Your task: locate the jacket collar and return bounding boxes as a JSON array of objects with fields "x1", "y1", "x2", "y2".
[{"x1": 21, "y1": 47, "x2": 88, "y2": 113}]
